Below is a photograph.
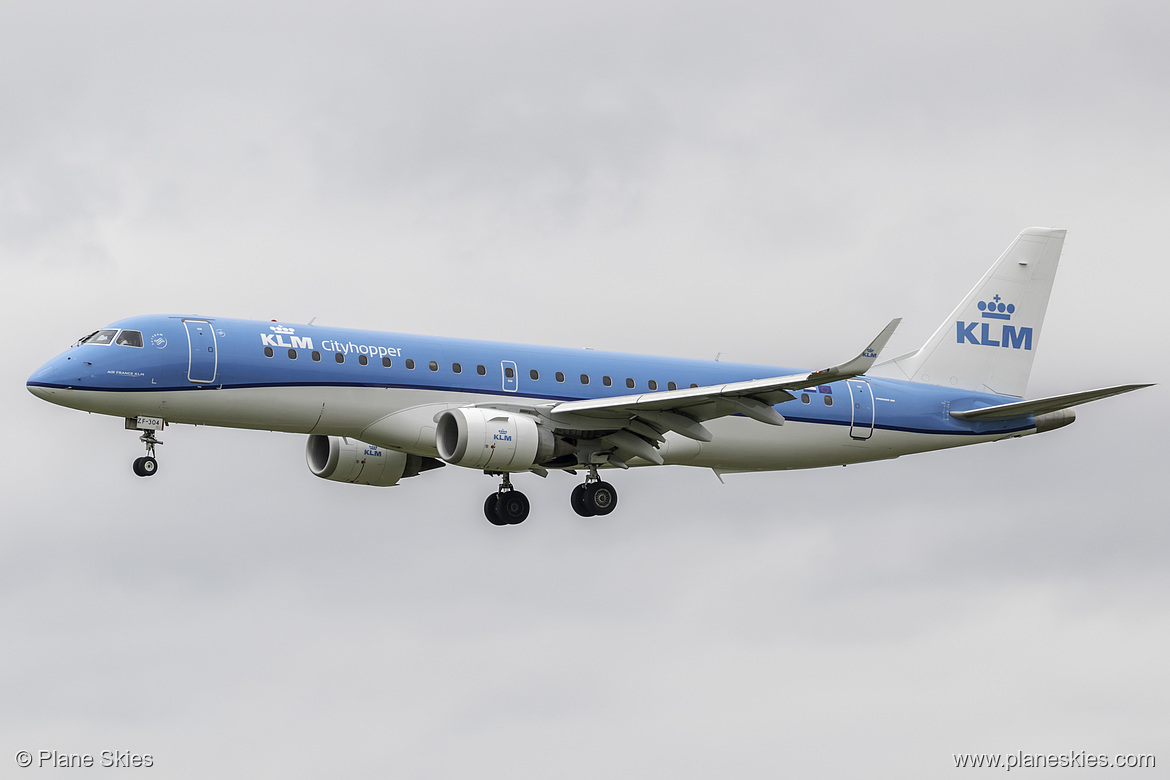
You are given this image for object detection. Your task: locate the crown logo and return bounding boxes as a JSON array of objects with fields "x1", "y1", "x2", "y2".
[
  {"x1": 978, "y1": 294, "x2": 1016, "y2": 321},
  {"x1": 269, "y1": 325, "x2": 296, "y2": 334}
]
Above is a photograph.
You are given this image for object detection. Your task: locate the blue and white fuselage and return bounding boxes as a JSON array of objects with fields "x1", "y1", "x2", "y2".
[
  {"x1": 25, "y1": 228, "x2": 1149, "y2": 523},
  {"x1": 28, "y1": 315, "x2": 1039, "y2": 467}
]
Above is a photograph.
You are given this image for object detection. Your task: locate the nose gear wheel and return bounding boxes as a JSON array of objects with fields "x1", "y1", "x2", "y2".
[{"x1": 132, "y1": 429, "x2": 162, "y2": 478}]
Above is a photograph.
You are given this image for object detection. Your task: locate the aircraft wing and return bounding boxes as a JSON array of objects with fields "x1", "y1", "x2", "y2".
[
  {"x1": 551, "y1": 318, "x2": 900, "y2": 420},
  {"x1": 541, "y1": 319, "x2": 900, "y2": 459},
  {"x1": 460, "y1": 320, "x2": 900, "y2": 467},
  {"x1": 949, "y1": 384, "x2": 1152, "y2": 421}
]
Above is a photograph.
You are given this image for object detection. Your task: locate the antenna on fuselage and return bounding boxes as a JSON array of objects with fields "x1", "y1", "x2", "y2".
[{"x1": 308, "y1": 317, "x2": 317, "y2": 326}]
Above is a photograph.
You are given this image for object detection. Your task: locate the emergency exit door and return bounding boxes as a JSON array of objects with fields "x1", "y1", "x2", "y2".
[{"x1": 501, "y1": 360, "x2": 518, "y2": 392}]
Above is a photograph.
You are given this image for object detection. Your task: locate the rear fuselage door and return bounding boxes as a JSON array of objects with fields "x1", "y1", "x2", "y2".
[
  {"x1": 184, "y1": 320, "x2": 217, "y2": 384},
  {"x1": 847, "y1": 378, "x2": 874, "y2": 440},
  {"x1": 501, "y1": 360, "x2": 518, "y2": 392}
]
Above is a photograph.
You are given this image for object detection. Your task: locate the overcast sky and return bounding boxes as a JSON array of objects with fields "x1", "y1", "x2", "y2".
[{"x1": 2, "y1": 1, "x2": 1167, "y2": 777}]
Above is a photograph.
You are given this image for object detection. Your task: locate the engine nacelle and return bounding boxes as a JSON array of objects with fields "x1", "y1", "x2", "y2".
[
  {"x1": 306, "y1": 435, "x2": 442, "y2": 486},
  {"x1": 436, "y1": 408, "x2": 556, "y2": 471}
]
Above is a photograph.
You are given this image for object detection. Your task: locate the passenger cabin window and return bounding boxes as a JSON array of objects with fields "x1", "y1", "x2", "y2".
[
  {"x1": 359, "y1": 354, "x2": 369, "y2": 366},
  {"x1": 453, "y1": 363, "x2": 462, "y2": 374},
  {"x1": 555, "y1": 372, "x2": 565, "y2": 383},
  {"x1": 429, "y1": 361, "x2": 438, "y2": 371},
  {"x1": 476, "y1": 365, "x2": 486, "y2": 376},
  {"x1": 288, "y1": 349, "x2": 297, "y2": 359},
  {"x1": 78, "y1": 329, "x2": 118, "y2": 346},
  {"x1": 668, "y1": 381, "x2": 677, "y2": 391},
  {"x1": 115, "y1": 330, "x2": 143, "y2": 348},
  {"x1": 264, "y1": 346, "x2": 274, "y2": 358},
  {"x1": 530, "y1": 369, "x2": 539, "y2": 380},
  {"x1": 824, "y1": 396, "x2": 833, "y2": 406},
  {"x1": 312, "y1": 351, "x2": 321, "y2": 361},
  {"x1": 382, "y1": 356, "x2": 392, "y2": 367},
  {"x1": 405, "y1": 359, "x2": 416, "y2": 369},
  {"x1": 504, "y1": 366, "x2": 515, "y2": 378},
  {"x1": 603, "y1": 376, "x2": 612, "y2": 387},
  {"x1": 648, "y1": 380, "x2": 658, "y2": 391},
  {"x1": 690, "y1": 383, "x2": 698, "y2": 388},
  {"x1": 335, "y1": 352, "x2": 344, "y2": 363},
  {"x1": 626, "y1": 378, "x2": 635, "y2": 389},
  {"x1": 580, "y1": 374, "x2": 590, "y2": 385},
  {"x1": 801, "y1": 393, "x2": 810, "y2": 404}
]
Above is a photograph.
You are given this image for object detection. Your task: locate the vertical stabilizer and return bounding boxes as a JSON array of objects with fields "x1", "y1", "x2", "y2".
[{"x1": 887, "y1": 227, "x2": 1066, "y2": 398}]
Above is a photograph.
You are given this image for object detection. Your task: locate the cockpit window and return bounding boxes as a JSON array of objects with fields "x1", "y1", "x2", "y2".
[
  {"x1": 77, "y1": 329, "x2": 118, "y2": 346},
  {"x1": 115, "y1": 330, "x2": 143, "y2": 348}
]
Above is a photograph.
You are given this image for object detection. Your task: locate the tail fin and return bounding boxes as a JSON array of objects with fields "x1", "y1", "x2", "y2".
[{"x1": 885, "y1": 227, "x2": 1066, "y2": 398}]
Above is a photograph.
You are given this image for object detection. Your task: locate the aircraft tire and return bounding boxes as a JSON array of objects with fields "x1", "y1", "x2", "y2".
[
  {"x1": 496, "y1": 490, "x2": 530, "y2": 525},
  {"x1": 140, "y1": 456, "x2": 158, "y2": 477},
  {"x1": 484, "y1": 494, "x2": 508, "y2": 526},
  {"x1": 585, "y1": 481, "x2": 617, "y2": 515},
  {"x1": 571, "y1": 484, "x2": 595, "y2": 517},
  {"x1": 132, "y1": 457, "x2": 145, "y2": 477}
]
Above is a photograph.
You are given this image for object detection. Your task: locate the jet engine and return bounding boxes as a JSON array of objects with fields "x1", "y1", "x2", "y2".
[
  {"x1": 436, "y1": 408, "x2": 559, "y2": 470},
  {"x1": 306, "y1": 435, "x2": 443, "y2": 486}
]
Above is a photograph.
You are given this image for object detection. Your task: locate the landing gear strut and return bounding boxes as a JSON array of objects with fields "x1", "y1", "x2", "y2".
[
  {"x1": 132, "y1": 428, "x2": 162, "y2": 478},
  {"x1": 571, "y1": 467, "x2": 617, "y2": 517},
  {"x1": 483, "y1": 472, "x2": 530, "y2": 526}
]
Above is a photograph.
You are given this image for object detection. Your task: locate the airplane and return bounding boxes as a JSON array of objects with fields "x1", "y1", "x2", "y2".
[{"x1": 26, "y1": 227, "x2": 1150, "y2": 525}]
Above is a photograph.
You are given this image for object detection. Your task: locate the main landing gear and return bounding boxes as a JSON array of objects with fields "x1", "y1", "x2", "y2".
[
  {"x1": 571, "y1": 467, "x2": 618, "y2": 517},
  {"x1": 132, "y1": 428, "x2": 162, "y2": 478},
  {"x1": 484, "y1": 473, "x2": 530, "y2": 526},
  {"x1": 482, "y1": 469, "x2": 620, "y2": 526}
]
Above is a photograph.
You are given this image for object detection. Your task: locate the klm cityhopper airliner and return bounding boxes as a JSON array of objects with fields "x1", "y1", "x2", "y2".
[{"x1": 27, "y1": 228, "x2": 1149, "y2": 525}]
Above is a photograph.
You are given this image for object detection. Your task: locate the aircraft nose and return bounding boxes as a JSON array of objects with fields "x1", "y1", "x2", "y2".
[
  {"x1": 27, "y1": 382, "x2": 54, "y2": 401},
  {"x1": 27, "y1": 356, "x2": 66, "y2": 400}
]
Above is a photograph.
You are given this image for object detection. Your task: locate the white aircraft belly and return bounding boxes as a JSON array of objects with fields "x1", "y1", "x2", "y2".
[
  {"x1": 661, "y1": 416, "x2": 1013, "y2": 471},
  {"x1": 43, "y1": 384, "x2": 1030, "y2": 473}
]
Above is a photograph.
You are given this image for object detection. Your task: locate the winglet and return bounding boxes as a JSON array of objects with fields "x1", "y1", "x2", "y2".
[{"x1": 810, "y1": 318, "x2": 901, "y2": 381}]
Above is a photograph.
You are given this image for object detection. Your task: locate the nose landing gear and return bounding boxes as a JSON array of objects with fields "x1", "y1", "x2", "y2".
[
  {"x1": 127, "y1": 417, "x2": 164, "y2": 478},
  {"x1": 483, "y1": 472, "x2": 530, "y2": 526}
]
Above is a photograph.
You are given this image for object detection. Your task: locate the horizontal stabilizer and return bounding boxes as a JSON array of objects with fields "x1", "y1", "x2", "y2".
[{"x1": 950, "y1": 384, "x2": 1152, "y2": 421}]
